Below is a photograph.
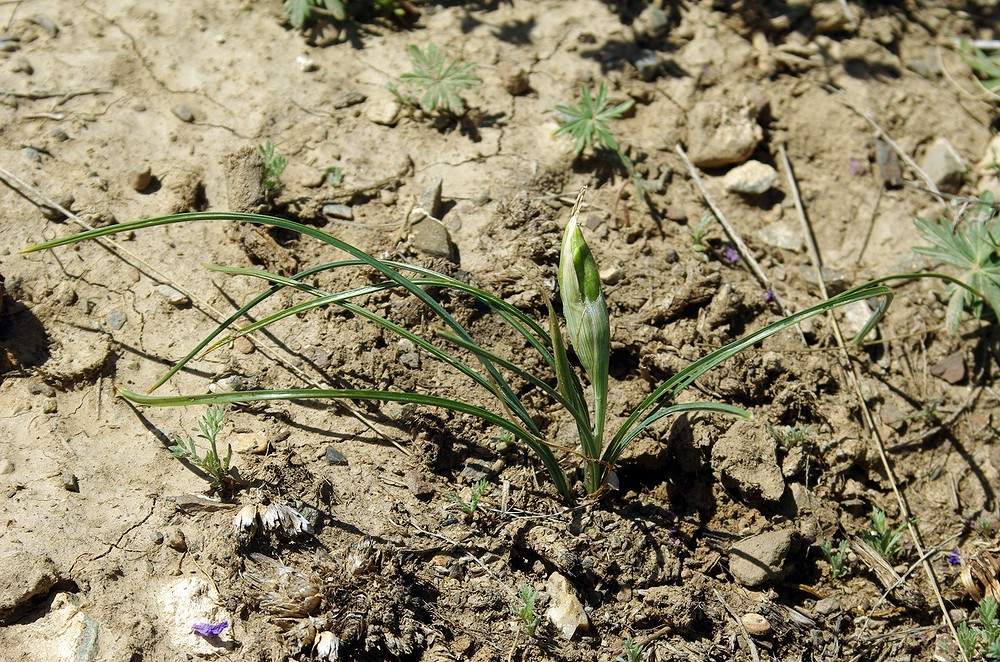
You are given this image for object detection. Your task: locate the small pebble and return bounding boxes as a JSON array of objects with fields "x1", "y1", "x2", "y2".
[
  {"x1": 0, "y1": 40, "x2": 20, "y2": 53},
  {"x1": 165, "y1": 528, "x2": 187, "y2": 552},
  {"x1": 42, "y1": 398, "x2": 57, "y2": 414},
  {"x1": 500, "y1": 64, "x2": 530, "y2": 95},
  {"x1": 62, "y1": 471, "x2": 79, "y2": 492},
  {"x1": 814, "y1": 597, "x2": 841, "y2": 615},
  {"x1": 380, "y1": 189, "x2": 398, "y2": 206},
  {"x1": 741, "y1": 612, "x2": 771, "y2": 636},
  {"x1": 22, "y1": 147, "x2": 41, "y2": 163},
  {"x1": 332, "y1": 92, "x2": 366, "y2": 109},
  {"x1": 367, "y1": 99, "x2": 400, "y2": 126},
  {"x1": 599, "y1": 266, "x2": 624, "y2": 285},
  {"x1": 50, "y1": 127, "x2": 69, "y2": 141},
  {"x1": 323, "y1": 203, "x2": 353, "y2": 220},
  {"x1": 149, "y1": 530, "x2": 164, "y2": 545},
  {"x1": 11, "y1": 59, "x2": 32, "y2": 74},
  {"x1": 171, "y1": 104, "x2": 195, "y2": 123},
  {"x1": 154, "y1": 284, "x2": 190, "y2": 307},
  {"x1": 129, "y1": 165, "x2": 152, "y2": 191},
  {"x1": 931, "y1": 351, "x2": 965, "y2": 385},
  {"x1": 106, "y1": 310, "x2": 127, "y2": 330},
  {"x1": 30, "y1": 15, "x2": 59, "y2": 38},
  {"x1": 0, "y1": 459, "x2": 13, "y2": 475},
  {"x1": 324, "y1": 446, "x2": 348, "y2": 466},
  {"x1": 299, "y1": 170, "x2": 325, "y2": 188},
  {"x1": 233, "y1": 336, "x2": 255, "y2": 354}
]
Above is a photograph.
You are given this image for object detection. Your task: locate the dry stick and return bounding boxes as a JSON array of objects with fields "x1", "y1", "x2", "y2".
[
  {"x1": 673, "y1": 145, "x2": 806, "y2": 343},
  {"x1": 778, "y1": 145, "x2": 964, "y2": 661},
  {"x1": 713, "y1": 588, "x2": 760, "y2": 662},
  {"x1": 0, "y1": 164, "x2": 408, "y2": 455}
]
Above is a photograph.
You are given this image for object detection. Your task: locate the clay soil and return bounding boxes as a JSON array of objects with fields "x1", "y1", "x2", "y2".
[{"x1": 1, "y1": 1, "x2": 1000, "y2": 660}]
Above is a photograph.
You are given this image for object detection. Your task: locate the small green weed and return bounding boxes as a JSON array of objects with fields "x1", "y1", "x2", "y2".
[
  {"x1": 168, "y1": 406, "x2": 233, "y2": 493},
  {"x1": 958, "y1": 39, "x2": 1000, "y2": 95},
  {"x1": 284, "y1": 0, "x2": 346, "y2": 28},
  {"x1": 819, "y1": 539, "x2": 850, "y2": 579},
  {"x1": 324, "y1": 166, "x2": 343, "y2": 188},
  {"x1": 615, "y1": 638, "x2": 646, "y2": 662},
  {"x1": 864, "y1": 507, "x2": 914, "y2": 561},
  {"x1": 555, "y1": 83, "x2": 652, "y2": 201},
  {"x1": 390, "y1": 44, "x2": 481, "y2": 116},
  {"x1": 976, "y1": 514, "x2": 998, "y2": 540},
  {"x1": 690, "y1": 212, "x2": 714, "y2": 252},
  {"x1": 448, "y1": 478, "x2": 490, "y2": 516},
  {"x1": 766, "y1": 423, "x2": 812, "y2": 451},
  {"x1": 515, "y1": 584, "x2": 542, "y2": 636},
  {"x1": 913, "y1": 192, "x2": 1000, "y2": 331},
  {"x1": 259, "y1": 140, "x2": 288, "y2": 199},
  {"x1": 955, "y1": 596, "x2": 1000, "y2": 660}
]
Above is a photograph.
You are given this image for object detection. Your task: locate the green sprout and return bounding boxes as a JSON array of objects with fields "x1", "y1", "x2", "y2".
[
  {"x1": 913, "y1": 193, "x2": 1000, "y2": 331},
  {"x1": 615, "y1": 638, "x2": 646, "y2": 662},
  {"x1": 448, "y1": 478, "x2": 490, "y2": 516},
  {"x1": 284, "y1": 0, "x2": 346, "y2": 28},
  {"x1": 976, "y1": 514, "x2": 997, "y2": 540},
  {"x1": 168, "y1": 406, "x2": 233, "y2": 493},
  {"x1": 259, "y1": 140, "x2": 288, "y2": 198},
  {"x1": 864, "y1": 507, "x2": 914, "y2": 561},
  {"x1": 955, "y1": 596, "x2": 1000, "y2": 660},
  {"x1": 819, "y1": 539, "x2": 850, "y2": 579},
  {"x1": 391, "y1": 44, "x2": 481, "y2": 115},
  {"x1": 324, "y1": 166, "x2": 343, "y2": 188},
  {"x1": 766, "y1": 423, "x2": 812, "y2": 451},
  {"x1": 555, "y1": 83, "x2": 652, "y2": 200},
  {"x1": 23, "y1": 191, "x2": 893, "y2": 504},
  {"x1": 690, "y1": 212, "x2": 714, "y2": 252},
  {"x1": 958, "y1": 39, "x2": 1000, "y2": 95},
  {"x1": 515, "y1": 584, "x2": 542, "y2": 637}
]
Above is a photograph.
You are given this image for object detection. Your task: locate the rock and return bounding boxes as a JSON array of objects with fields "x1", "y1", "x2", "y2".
[
  {"x1": 0, "y1": 458, "x2": 12, "y2": 475},
  {"x1": 39, "y1": 193, "x2": 74, "y2": 221},
  {"x1": 234, "y1": 336, "x2": 255, "y2": 354},
  {"x1": 332, "y1": 92, "x2": 366, "y2": 109},
  {"x1": 129, "y1": 165, "x2": 152, "y2": 191},
  {"x1": 322, "y1": 203, "x2": 353, "y2": 220},
  {"x1": 920, "y1": 137, "x2": 965, "y2": 194},
  {"x1": 171, "y1": 104, "x2": 195, "y2": 123},
  {"x1": 405, "y1": 469, "x2": 435, "y2": 500},
  {"x1": 367, "y1": 98, "x2": 401, "y2": 126},
  {"x1": 757, "y1": 220, "x2": 803, "y2": 251},
  {"x1": 459, "y1": 458, "x2": 494, "y2": 482},
  {"x1": 300, "y1": 170, "x2": 325, "y2": 188},
  {"x1": 296, "y1": 54, "x2": 317, "y2": 72},
  {"x1": 61, "y1": 471, "x2": 79, "y2": 492},
  {"x1": 729, "y1": 529, "x2": 797, "y2": 587},
  {"x1": 499, "y1": 64, "x2": 530, "y2": 96},
  {"x1": 10, "y1": 592, "x2": 99, "y2": 661},
  {"x1": 545, "y1": 573, "x2": 589, "y2": 640},
  {"x1": 686, "y1": 98, "x2": 763, "y2": 168},
  {"x1": 230, "y1": 431, "x2": 267, "y2": 455},
  {"x1": 633, "y1": 49, "x2": 661, "y2": 81},
  {"x1": 0, "y1": 553, "x2": 61, "y2": 623},
  {"x1": 634, "y1": 5, "x2": 669, "y2": 40},
  {"x1": 410, "y1": 215, "x2": 458, "y2": 262},
  {"x1": 930, "y1": 351, "x2": 965, "y2": 384},
  {"x1": 324, "y1": 446, "x2": 348, "y2": 465},
  {"x1": 50, "y1": 127, "x2": 69, "y2": 141},
  {"x1": 814, "y1": 597, "x2": 842, "y2": 615},
  {"x1": 30, "y1": 15, "x2": 59, "y2": 38},
  {"x1": 712, "y1": 419, "x2": 786, "y2": 503},
  {"x1": 724, "y1": 160, "x2": 778, "y2": 195},
  {"x1": 12, "y1": 58, "x2": 32, "y2": 74},
  {"x1": 799, "y1": 265, "x2": 848, "y2": 293},
  {"x1": 419, "y1": 176, "x2": 444, "y2": 219},
  {"x1": 156, "y1": 577, "x2": 232, "y2": 657},
  {"x1": 839, "y1": 299, "x2": 879, "y2": 340},
  {"x1": 165, "y1": 528, "x2": 187, "y2": 552},
  {"x1": 154, "y1": 284, "x2": 190, "y2": 307},
  {"x1": 599, "y1": 266, "x2": 624, "y2": 285},
  {"x1": 741, "y1": 612, "x2": 771, "y2": 636},
  {"x1": 105, "y1": 310, "x2": 128, "y2": 331}
]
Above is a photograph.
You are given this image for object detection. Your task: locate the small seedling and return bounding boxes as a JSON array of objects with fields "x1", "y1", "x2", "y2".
[
  {"x1": 448, "y1": 478, "x2": 489, "y2": 515},
  {"x1": 976, "y1": 514, "x2": 998, "y2": 540},
  {"x1": 913, "y1": 192, "x2": 1000, "y2": 331},
  {"x1": 820, "y1": 539, "x2": 850, "y2": 579},
  {"x1": 615, "y1": 638, "x2": 646, "y2": 662},
  {"x1": 690, "y1": 212, "x2": 714, "y2": 252},
  {"x1": 259, "y1": 140, "x2": 288, "y2": 198},
  {"x1": 864, "y1": 507, "x2": 913, "y2": 561},
  {"x1": 168, "y1": 406, "x2": 233, "y2": 493},
  {"x1": 324, "y1": 166, "x2": 343, "y2": 188},
  {"x1": 955, "y1": 596, "x2": 1000, "y2": 660},
  {"x1": 515, "y1": 584, "x2": 542, "y2": 637},
  {"x1": 766, "y1": 423, "x2": 812, "y2": 451},
  {"x1": 284, "y1": 0, "x2": 346, "y2": 29},
  {"x1": 555, "y1": 83, "x2": 652, "y2": 200},
  {"x1": 958, "y1": 39, "x2": 1000, "y2": 95},
  {"x1": 390, "y1": 44, "x2": 481, "y2": 115}
]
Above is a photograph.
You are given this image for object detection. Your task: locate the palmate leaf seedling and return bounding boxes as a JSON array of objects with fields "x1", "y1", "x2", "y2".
[
  {"x1": 23, "y1": 191, "x2": 893, "y2": 504},
  {"x1": 913, "y1": 193, "x2": 1000, "y2": 331},
  {"x1": 390, "y1": 44, "x2": 481, "y2": 115},
  {"x1": 168, "y1": 405, "x2": 233, "y2": 493},
  {"x1": 955, "y1": 596, "x2": 1000, "y2": 660},
  {"x1": 515, "y1": 584, "x2": 542, "y2": 637}
]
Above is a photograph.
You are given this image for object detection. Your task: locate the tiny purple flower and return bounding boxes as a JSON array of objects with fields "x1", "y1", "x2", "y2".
[
  {"x1": 946, "y1": 549, "x2": 962, "y2": 566},
  {"x1": 848, "y1": 158, "x2": 865, "y2": 176},
  {"x1": 192, "y1": 621, "x2": 228, "y2": 638},
  {"x1": 763, "y1": 289, "x2": 775, "y2": 303},
  {"x1": 723, "y1": 246, "x2": 740, "y2": 264}
]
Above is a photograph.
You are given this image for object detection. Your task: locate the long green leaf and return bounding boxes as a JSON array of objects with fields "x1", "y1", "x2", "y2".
[{"x1": 119, "y1": 386, "x2": 570, "y2": 501}]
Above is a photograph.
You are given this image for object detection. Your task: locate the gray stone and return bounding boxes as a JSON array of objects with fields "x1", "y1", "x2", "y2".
[
  {"x1": 323, "y1": 203, "x2": 353, "y2": 220},
  {"x1": 367, "y1": 98, "x2": 400, "y2": 126},
  {"x1": 39, "y1": 193, "x2": 74, "y2": 221},
  {"x1": 686, "y1": 98, "x2": 763, "y2": 168},
  {"x1": 757, "y1": 220, "x2": 803, "y2": 251},
  {"x1": 729, "y1": 529, "x2": 797, "y2": 587},
  {"x1": 931, "y1": 351, "x2": 965, "y2": 384},
  {"x1": 633, "y1": 49, "x2": 661, "y2": 81},
  {"x1": 724, "y1": 160, "x2": 778, "y2": 195},
  {"x1": 129, "y1": 165, "x2": 152, "y2": 191},
  {"x1": 814, "y1": 597, "x2": 842, "y2": 615},
  {"x1": 324, "y1": 446, "x2": 348, "y2": 465},
  {"x1": 500, "y1": 65, "x2": 530, "y2": 96},
  {"x1": 106, "y1": 310, "x2": 127, "y2": 330},
  {"x1": 410, "y1": 216, "x2": 458, "y2": 262},
  {"x1": 634, "y1": 5, "x2": 669, "y2": 40},
  {"x1": 170, "y1": 104, "x2": 194, "y2": 123},
  {"x1": 419, "y1": 176, "x2": 444, "y2": 218},
  {"x1": 459, "y1": 458, "x2": 494, "y2": 482},
  {"x1": 920, "y1": 137, "x2": 965, "y2": 194},
  {"x1": 62, "y1": 471, "x2": 79, "y2": 492},
  {"x1": 0, "y1": 553, "x2": 60, "y2": 623}
]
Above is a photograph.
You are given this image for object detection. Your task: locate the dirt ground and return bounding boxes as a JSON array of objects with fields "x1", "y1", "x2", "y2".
[{"x1": 1, "y1": 0, "x2": 1000, "y2": 660}]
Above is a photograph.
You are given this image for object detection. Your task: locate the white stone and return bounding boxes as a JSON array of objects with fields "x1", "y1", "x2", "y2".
[
  {"x1": 724, "y1": 160, "x2": 778, "y2": 195},
  {"x1": 157, "y1": 577, "x2": 231, "y2": 657},
  {"x1": 545, "y1": 573, "x2": 588, "y2": 640},
  {"x1": 757, "y1": 220, "x2": 803, "y2": 251}
]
